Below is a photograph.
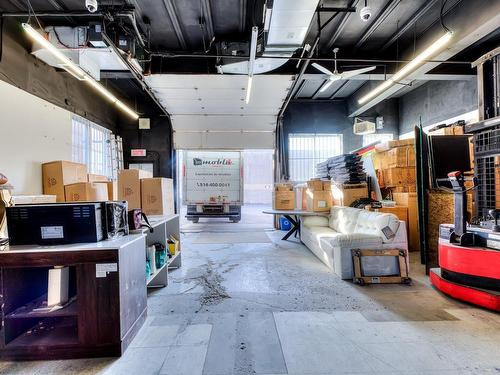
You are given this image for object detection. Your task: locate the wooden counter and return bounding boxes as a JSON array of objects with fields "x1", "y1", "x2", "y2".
[{"x1": 0, "y1": 234, "x2": 147, "y2": 360}]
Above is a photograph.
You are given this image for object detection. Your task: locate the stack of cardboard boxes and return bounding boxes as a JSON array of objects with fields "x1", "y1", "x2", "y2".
[
  {"x1": 117, "y1": 169, "x2": 175, "y2": 216},
  {"x1": 306, "y1": 179, "x2": 332, "y2": 212},
  {"x1": 42, "y1": 161, "x2": 175, "y2": 216},
  {"x1": 371, "y1": 140, "x2": 418, "y2": 251},
  {"x1": 42, "y1": 161, "x2": 114, "y2": 203},
  {"x1": 373, "y1": 139, "x2": 416, "y2": 192},
  {"x1": 272, "y1": 180, "x2": 333, "y2": 212}
]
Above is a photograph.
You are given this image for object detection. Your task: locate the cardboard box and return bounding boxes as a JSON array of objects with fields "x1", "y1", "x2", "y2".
[
  {"x1": 307, "y1": 179, "x2": 330, "y2": 191},
  {"x1": 64, "y1": 182, "x2": 109, "y2": 202},
  {"x1": 87, "y1": 174, "x2": 108, "y2": 183},
  {"x1": 375, "y1": 139, "x2": 414, "y2": 152},
  {"x1": 307, "y1": 179, "x2": 324, "y2": 191},
  {"x1": 306, "y1": 189, "x2": 332, "y2": 212},
  {"x1": 332, "y1": 183, "x2": 368, "y2": 207},
  {"x1": 384, "y1": 146, "x2": 416, "y2": 168},
  {"x1": 429, "y1": 125, "x2": 464, "y2": 136},
  {"x1": 42, "y1": 161, "x2": 88, "y2": 202},
  {"x1": 102, "y1": 181, "x2": 118, "y2": 201},
  {"x1": 393, "y1": 192, "x2": 419, "y2": 252},
  {"x1": 11, "y1": 195, "x2": 57, "y2": 205},
  {"x1": 382, "y1": 167, "x2": 416, "y2": 187},
  {"x1": 274, "y1": 191, "x2": 295, "y2": 210},
  {"x1": 141, "y1": 178, "x2": 175, "y2": 216},
  {"x1": 275, "y1": 183, "x2": 294, "y2": 192},
  {"x1": 118, "y1": 169, "x2": 153, "y2": 210}
]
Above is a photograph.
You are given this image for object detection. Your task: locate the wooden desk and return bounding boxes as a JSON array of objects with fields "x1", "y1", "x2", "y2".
[
  {"x1": 263, "y1": 209, "x2": 327, "y2": 240},
  {"x1": 0, "y1": 234, "x2": 147, "y2": 360}
]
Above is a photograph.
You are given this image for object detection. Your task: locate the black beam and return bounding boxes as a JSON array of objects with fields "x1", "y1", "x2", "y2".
[
  {"x1": 354, "y1": 0, "x2": 401, "y2": 50},
  {"x1": 6, "y1": 0, "x2": 26, "y2": 10},
  {"x1": 381, "y1": 0, "x2": 439, "y2": 51},
  {"x1": 239, "y1": 0, "x2": 247, "y2": 33},
  {"x1": 325, "y1": 0, "x2": 361, "y2": 50},
  {"x1": 162, "y1": 0, "x2": 187, "y2": 50},
  {"x1": 200, "y1": 0, "x2": 214, "y2": 42}
]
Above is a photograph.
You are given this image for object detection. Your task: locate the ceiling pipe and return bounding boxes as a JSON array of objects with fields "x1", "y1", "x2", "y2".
[{"x1": 149, "y1": 52, "x2": 471, "y2": 65}]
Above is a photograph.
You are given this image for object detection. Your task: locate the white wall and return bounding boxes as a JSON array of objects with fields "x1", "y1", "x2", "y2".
[{"x1": 0, "y1": 80, "x2": 72, "y2": 195}]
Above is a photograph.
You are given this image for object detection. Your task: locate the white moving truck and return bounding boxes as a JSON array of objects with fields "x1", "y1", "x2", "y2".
[{"x1": 182, "y1": 151, "x2": 243, "y2": 223}]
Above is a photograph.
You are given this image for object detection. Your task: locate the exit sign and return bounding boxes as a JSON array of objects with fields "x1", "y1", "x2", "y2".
[{"x1": 131, "y1": 149, "x2": 147, "y2": 157}]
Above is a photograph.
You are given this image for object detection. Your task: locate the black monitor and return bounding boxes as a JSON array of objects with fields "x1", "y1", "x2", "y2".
[{"x1": 429, "y1": 135, "x2": 471, "y2": 188}]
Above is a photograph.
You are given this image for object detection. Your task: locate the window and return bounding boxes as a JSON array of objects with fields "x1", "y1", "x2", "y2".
[
  {"x1": 72, "y1": 115, "x2": 113, "y2": 178},
  {"x1": 362, "y1": 133, "x2": 394, "y2": 147},
  {"x1": 288, "y1": 133, "x2": 343, "y2": 182}
]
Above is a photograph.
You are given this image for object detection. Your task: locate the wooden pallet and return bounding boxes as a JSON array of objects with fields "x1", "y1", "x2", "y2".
[{"x1": 351, "y1": 248, "x2": 411, "y2": 285}]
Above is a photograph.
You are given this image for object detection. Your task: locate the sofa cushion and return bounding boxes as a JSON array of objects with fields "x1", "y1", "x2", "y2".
[
  {"x1": 354, "y1": 210, "x2": 400, "y2": 243},
  {"x1": 304, "y1": 225, "x2": 342, "y2": 241},
  {"x1": 301, "y1": 215, "x2": 329, "y2": 228},
  {"x1": 328, "y1": 206, "x2": 361, "y2": 234},
  {"x1": 323, "y1": 233, "x2": 382, "y2": 248}
]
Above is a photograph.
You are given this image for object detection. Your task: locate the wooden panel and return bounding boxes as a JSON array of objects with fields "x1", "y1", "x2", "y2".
[
  {"x1": 77, "y1": 262, "x2": 120, "y2": 345},
  {"x1": 392, "y1": 192, "x2": 420, "y2": 252},
  {"x1": 427, "y1": 191, "x2": 473, "y2": 268},
  {"x1": 0, "y1": 250, "x2": 117, "y2": 268}
]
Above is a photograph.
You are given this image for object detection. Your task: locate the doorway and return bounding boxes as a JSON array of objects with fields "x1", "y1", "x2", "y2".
[{"x1": 177, "y1": 149, "x2": 274, "y2": 230}]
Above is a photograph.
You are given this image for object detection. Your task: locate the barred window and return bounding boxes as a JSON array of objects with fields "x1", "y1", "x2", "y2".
[
  {"x1": 72, "y1": 115, "x2": 112, "y2": 178},
  {"x1": 288, "y1": 133, "x2": 343, "y2": 182}
]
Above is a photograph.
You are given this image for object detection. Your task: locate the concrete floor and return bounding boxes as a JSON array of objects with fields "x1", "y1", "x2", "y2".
[{"x1": 1, "y1": 205, "x2": 499, "y2": 374}]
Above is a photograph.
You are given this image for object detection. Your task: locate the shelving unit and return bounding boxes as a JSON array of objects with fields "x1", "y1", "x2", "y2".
[
  {"x1": 0, "y1": 235, "x2": 147, "y2": 360},
  {"x1": 131, "y1": 214, "x2": 181, "y2": 289}
]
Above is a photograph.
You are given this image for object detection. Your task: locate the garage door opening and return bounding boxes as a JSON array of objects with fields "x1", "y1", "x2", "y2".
[{"x1": 178, "y1": 149, "x2": 274, "y2": 232}]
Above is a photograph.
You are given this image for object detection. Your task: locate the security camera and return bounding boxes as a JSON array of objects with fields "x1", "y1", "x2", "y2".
[
  {"x1": 85, "y1": 0, "x2": 98, "y2": 13},
  {"x1": 360, "y1": 5, "x2": 372, "y2": 22}
]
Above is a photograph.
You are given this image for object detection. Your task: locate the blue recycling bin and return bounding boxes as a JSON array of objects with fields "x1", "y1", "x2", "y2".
[{"x1": 280, "y1": 216, "x2": 292, "y2": 231}]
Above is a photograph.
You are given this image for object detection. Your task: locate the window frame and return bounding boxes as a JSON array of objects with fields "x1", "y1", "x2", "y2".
[
  {"x1": 71, "y1": 115, "x2": 113, "y2": 178},
  {"x1": 288, "y1": 133, "x2": 343, "y2": 182}
]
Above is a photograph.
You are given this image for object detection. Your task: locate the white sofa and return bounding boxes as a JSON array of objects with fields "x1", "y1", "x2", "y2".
[{"x1": 301, "y1": 206, "x2": 409, "y2": 279}]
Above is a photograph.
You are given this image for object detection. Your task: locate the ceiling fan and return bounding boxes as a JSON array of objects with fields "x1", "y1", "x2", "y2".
[{"x1": 312, "y1": 48, "x2": 376, "y2": 92}]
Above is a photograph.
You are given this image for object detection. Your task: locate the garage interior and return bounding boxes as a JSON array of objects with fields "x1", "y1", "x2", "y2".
[{"x1": 0, "y1": 0, "x2": 499, "y2": 374}]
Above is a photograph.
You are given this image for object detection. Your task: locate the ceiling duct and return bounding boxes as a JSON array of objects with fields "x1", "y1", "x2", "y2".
[
  {"x1": 218, "y1": 0, "x2": 320, "y2": 75},
  {"x1": 30, "y1": 26, "x2": 139, "y2": 81}
]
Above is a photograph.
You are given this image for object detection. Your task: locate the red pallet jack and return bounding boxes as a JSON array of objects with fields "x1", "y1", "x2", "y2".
[{"x1": 429, "y1": 171, "x2": 500, "y2": 311}]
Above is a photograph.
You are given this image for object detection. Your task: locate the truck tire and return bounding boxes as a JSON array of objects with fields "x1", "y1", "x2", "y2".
[
  {"x1": 191, "y1": 218, "x2": 199, "y2": 223},
  {"x1": 230, "y1": 217, "x2": 240, "y2": 223}
]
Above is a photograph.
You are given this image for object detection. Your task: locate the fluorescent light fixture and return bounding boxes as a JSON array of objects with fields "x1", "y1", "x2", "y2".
[
  {"x1": 245, "y1": 26, "x2": 259, "y2": 104},
  {"x1": 263, "y1": 7, "x2": 272, "y2": 32},
  {"x1": 245, "y1": 76, "x2": 253, "y2": 104},
  {"x1": 22, "y1": 23, "x2": 139, "y2": 120},
  {"x1": 358, "y1": 31, "x2": 452, "y2": 105}
]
